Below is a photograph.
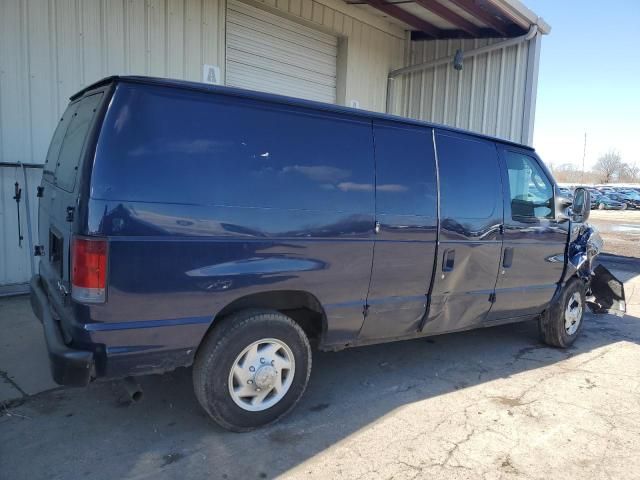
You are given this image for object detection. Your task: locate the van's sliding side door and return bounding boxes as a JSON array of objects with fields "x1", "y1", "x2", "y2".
[
  {"x1": 357, "y1": 121, "x2": 438, "y2": 341},
  {"x1": 421, "y1": 132, "x2": 504, "y2": 335}
]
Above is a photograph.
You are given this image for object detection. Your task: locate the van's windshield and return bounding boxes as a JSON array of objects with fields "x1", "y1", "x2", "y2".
[{"x1": 43, "y1": 93, "x2": 103, "y2": 192}]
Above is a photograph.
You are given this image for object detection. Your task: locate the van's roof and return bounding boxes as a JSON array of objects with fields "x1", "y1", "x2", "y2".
[{"x1": 73, "y1": 75, "x2": 534, "y2": 151}]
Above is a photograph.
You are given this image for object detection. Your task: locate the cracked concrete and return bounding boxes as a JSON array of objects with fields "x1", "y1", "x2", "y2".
[{"x1": 0, "y1": 257, "x2": 639, "y2": 479}]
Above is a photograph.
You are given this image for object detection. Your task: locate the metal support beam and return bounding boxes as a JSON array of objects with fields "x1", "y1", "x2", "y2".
[
  {"x1": 447, "y1": 0, "x2": 512, "y2": 36},
  {"x1": 413, "y1": 0, "x2": 483, "y2": 37},
  {"x1": 362, "y1": 0, "x2": 441, "y2": 38},
  {"x1": 521, "y1": 31, "x2": 541, "y2": 146},
  {"x1": 389, "y1": 25, "x2": 537, "y2": 78}
]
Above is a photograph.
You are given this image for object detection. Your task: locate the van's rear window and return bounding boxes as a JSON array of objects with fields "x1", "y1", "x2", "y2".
[{"x1": 44, "y1": 93, "x2": 103, "y2": 191}]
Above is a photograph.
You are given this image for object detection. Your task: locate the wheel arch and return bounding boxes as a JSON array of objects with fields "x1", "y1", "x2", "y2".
[{"x1": 203, "y1": 290, "x2": 328, "y2": 348}]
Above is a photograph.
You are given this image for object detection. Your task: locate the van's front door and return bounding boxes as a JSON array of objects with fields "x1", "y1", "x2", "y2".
[
  {"x1": 422, "y1": 132, "x2": 504, "y2": 335},
  {"x1": 488, "y1": 147, "x2": 568, "y2": 321}
]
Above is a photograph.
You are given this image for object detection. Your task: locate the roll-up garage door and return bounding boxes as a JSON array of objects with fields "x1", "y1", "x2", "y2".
[{"x1": 226, "y1": 0, "x2": 338, "y2": 103}]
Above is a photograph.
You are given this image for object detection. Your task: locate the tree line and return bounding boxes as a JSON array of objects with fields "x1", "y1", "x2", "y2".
[{"x1": 548, "y1": 150, "x2": 638, "y2": 184}]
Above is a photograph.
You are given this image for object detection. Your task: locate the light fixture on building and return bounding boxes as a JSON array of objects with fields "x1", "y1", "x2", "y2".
[{"x1": 453, "y1": 49, "x2": 464, "y2": 71}]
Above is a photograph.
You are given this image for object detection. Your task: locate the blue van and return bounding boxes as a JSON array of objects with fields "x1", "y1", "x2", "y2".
[{"x1": 30, "y1": 76, "x2": 624, "y2": 431}]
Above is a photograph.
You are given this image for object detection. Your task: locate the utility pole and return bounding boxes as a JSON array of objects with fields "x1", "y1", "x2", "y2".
[{"x1": 581, "y1": 132, "x2": 587, "y2": 184}]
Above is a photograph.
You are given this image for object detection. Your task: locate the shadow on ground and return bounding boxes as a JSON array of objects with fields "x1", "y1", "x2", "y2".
[{"x1": 1, "y1": 307, "x2": 638, "y2": 479}]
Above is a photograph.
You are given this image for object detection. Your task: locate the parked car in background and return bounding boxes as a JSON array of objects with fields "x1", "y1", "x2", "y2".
[
  {"x1": 558, "y1": 187, "x2": 573, "y2": 198},
  {"x1": 620, "y1": 189, "x2": 640, "y2": 201},
  {"x1": 607, "y1": 192, "x2": 640, "y2": 209},
  {"x1": 592, "y1": 193, "x2": 626, "y2": 210}
]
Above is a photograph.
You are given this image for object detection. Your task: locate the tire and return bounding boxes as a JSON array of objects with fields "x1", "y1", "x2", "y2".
[
  {"x1": 539, "y1": 278, "x2": 586, "y2": 348},
  {"x1": 193, "y1": 309, "x2": 312, "y2": 432}
]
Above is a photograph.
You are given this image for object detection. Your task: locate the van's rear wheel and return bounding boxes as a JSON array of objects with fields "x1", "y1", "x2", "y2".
[
  {"x1": 193, "y1": 310, "x2": 311, "y2": 432},
  {"x1": 539, "y1": 278, "x2": 585, "y2": 348}
]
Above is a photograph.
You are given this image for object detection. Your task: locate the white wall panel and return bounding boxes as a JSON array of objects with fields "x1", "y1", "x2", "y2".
[
  {"x1": 0, "y1": 166, "x2": 41, "y2": 291},
  {"x1": 399, "y1": 37, "x2": 532, "y2": 144},
  {"x1": 0, "y1": 0, "x2": 226, "y2": 166}
]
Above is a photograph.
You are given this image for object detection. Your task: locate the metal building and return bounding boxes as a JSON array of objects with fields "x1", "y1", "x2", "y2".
[{"x1": 0, "y1": 0, "x2": 549, "y2": 293}]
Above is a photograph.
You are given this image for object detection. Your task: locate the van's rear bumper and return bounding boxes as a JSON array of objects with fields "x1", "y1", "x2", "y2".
[{"x1": 29, "y1": 275, "x2": 94, "y2": 386}]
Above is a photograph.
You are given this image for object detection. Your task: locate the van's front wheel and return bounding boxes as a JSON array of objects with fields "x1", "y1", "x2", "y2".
[
  {"x1": 193, "y1": 310, "x2": 311, "y2": 432},
  {"x1": 539, "y1": 278, "x2": 586, "y2": 348}
]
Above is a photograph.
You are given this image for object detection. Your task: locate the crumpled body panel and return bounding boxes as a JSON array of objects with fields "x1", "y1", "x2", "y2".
[{"x1": 568, "y1": 224, "x2": 625, "y2": 317}]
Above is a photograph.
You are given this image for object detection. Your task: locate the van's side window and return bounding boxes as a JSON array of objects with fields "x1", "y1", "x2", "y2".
[
  {"x1": 437, "y1": 134, "x2": 501, "y2": 220},
  {"x1": 54, "y1": 93, "x2": 104, "y2": 192},
  {"x1": 504, "y1": 151, "x2": 554, "y2": 220},
  {"x1": 44, "y1": 104, "x2": 77, "y2": 182}
]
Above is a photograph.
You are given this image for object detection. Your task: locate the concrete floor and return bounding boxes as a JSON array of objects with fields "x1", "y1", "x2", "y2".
[{"x1": 1, "y1": 257, "x2": 639, "y2": 480}]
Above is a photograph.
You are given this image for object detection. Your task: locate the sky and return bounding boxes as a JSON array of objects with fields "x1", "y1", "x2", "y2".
[{"x1": 526, "y1": 0, "x2": 640, "y2": 170}]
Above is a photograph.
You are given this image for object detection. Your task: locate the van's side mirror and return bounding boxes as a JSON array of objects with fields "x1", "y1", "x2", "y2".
[{"x1": 571, "y1": 187, "x2": 590, "y2": 222}]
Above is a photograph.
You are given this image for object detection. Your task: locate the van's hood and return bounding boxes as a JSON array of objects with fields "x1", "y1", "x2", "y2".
[{"x1": 568, "y1": 223, "x2": 626, "y2": 317}]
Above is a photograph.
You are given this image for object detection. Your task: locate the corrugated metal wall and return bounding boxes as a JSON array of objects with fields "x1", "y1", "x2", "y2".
[
  {"x1": 0, "y1": 166, "x2": 40, "y2": 291},
  {"x1": 0, "y1": 0, "x2": 226, "y2": 166},
  {"x1": 399, "y1": 38, "x2": 531, "y2": 143}
]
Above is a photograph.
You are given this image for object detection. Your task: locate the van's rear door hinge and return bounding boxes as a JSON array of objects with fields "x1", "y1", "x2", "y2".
[
  {"x1": 489, "y1": 293, "x2": 496, "y2": 303},
  {"x1": 363, "y1": 304, "x2": 370, "y2": 317}
]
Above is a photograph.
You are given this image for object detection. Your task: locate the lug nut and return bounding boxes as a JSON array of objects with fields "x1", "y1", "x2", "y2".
[
  {"x1": 249, "y1": 366, "x2": 255, "y2": 372},
  {"x1": 271, "y1": 360, "x2": 275, "y2": 366},
  {"x1": 260, "y1": 358, "x2": 265, "y2": 364},
  {"x1": 247, "y1": 380, "x2": 253, "y2": 384},
  {"x1": 256, "y1": 388, "x2": 261, "y2": 392}
]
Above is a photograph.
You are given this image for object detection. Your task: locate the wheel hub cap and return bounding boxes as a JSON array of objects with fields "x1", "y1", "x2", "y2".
[
  {"x1": 254, "y1": 365, "x2": 277, "y2": 389},
  {"x1": 228, "y1": 338, "x2": 295, "y2": 412},
  {"x1": 565, "y1": 292, "x2": 583, "y2": 335}
]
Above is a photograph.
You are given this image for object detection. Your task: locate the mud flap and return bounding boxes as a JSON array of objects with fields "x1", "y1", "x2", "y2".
[{"x1": 587, "y1": 264, "x2": 626, "y2": 317}]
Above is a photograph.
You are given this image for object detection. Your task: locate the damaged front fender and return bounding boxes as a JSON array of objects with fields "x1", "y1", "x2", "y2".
[
  {"x1": 567, "y1": 224, "x2": 626, "y2": 317},
  {"x1": 588, "y1": 264, "x2": 626, "y2": 316}
]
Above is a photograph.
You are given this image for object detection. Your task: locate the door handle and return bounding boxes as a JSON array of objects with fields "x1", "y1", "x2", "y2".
[
  {"x1": 503, "y1": 247, "x2": 514, "y2": 268},
  {"x1": 442, "y1": 249, "x2": 455, "y2": 272}
]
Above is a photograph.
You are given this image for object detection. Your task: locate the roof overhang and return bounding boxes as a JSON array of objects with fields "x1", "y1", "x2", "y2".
[{"x1": 346, "y1": 0, "x2": 550, "y2": 39}]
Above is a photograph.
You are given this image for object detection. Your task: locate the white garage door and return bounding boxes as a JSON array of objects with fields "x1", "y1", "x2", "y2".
[{"x1": 226, "y1": 0, "x2": 338, "y2": 103}]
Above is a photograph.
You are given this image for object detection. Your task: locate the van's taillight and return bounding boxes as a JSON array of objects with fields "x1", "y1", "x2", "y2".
[{"x1": 71, "y1": 237, "x2": 108, "y2": 303}]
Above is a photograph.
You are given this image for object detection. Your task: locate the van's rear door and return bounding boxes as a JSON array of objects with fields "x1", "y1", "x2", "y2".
[{"x1": 38, "y1": 91, "x2": 106, "y2": 305}]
